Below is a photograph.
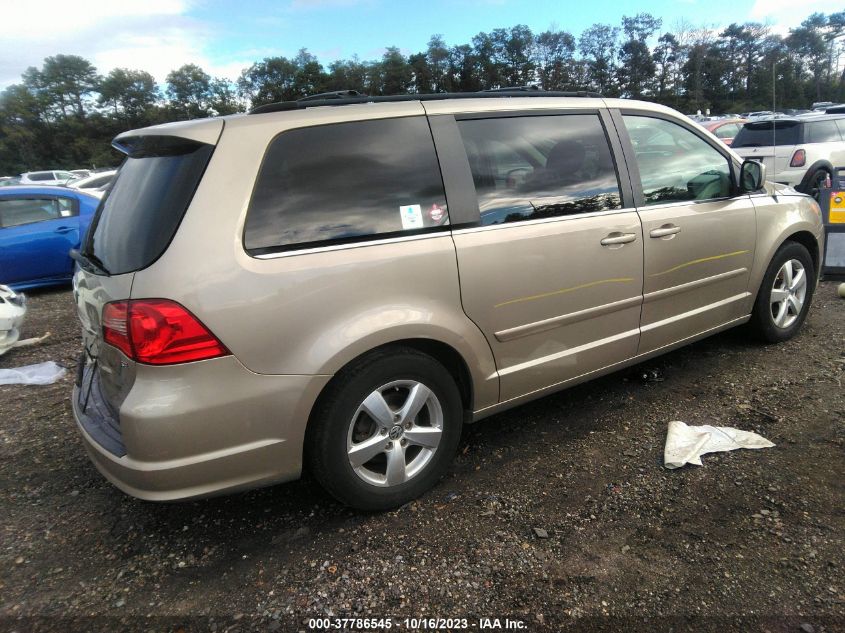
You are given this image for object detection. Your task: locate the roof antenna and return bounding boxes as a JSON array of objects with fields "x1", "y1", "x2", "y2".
[{"x1": 772, "y1": 62, "x2": 777, "y2": 185}]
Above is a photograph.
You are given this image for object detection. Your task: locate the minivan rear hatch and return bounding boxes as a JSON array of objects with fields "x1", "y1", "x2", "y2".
[{"x1": 73, "y1": 119, "x2": 222, "y2": 456}]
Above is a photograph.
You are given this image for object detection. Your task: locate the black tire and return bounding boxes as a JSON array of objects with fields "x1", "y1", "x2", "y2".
[
  {"x1": 801, "y1": 168, "x2": 829, "y2": 202},
  {"x1": 749, "y1": 241, "x2": 815, "y2": 343},
  {"x1": 306, "y1": 347, "x2": 463, "y2": 511}
]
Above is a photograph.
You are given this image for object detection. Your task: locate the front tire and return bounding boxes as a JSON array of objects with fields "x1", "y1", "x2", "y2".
[
  {"x1": 307, "y1": 347, "x2": 463, "y2": 511},
  {"x1": 749, "y1": 241, "x2": 815, "y2": 343}
]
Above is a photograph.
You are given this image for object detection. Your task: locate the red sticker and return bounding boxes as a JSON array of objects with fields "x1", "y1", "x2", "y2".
[{"x1": 429, "y1": 204, "x2": 444, "y2": 222}]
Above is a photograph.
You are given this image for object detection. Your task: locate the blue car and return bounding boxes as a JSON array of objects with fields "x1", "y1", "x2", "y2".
[{"x1": 0, "y1": 186, "x2": 101, "y2": 290}]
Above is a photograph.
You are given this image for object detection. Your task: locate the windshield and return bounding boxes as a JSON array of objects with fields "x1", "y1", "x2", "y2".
[
  {"x1": 732, "y1": 121, "x2": 801, "y2": 147},
  {"x1": 83, "y1": 137, "x2": 213, "y2": 275}
]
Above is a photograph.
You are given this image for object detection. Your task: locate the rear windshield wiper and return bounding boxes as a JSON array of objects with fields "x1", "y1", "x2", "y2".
[{"x1": 70, "y1": 249, "x2": 110, "y2": 276}]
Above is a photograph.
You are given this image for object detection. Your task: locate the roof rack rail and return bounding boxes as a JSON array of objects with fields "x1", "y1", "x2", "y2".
[
  {"x1": 298, "y1": 90, "x2": 367, "y2": 102},
  {"x1": 483, "y1": 85, "x2": 542, "y2": 92},
  {"x1": 248, "y1": 89, "x2": 603, "y2": 115}
]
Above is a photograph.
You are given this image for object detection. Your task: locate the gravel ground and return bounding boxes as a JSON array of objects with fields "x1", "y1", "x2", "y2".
[{"x1": 1, "y1": 284, "x2": 844, "y2": 633}]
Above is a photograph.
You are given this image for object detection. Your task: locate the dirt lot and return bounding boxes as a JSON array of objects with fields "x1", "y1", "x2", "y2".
[{"x1": 1, "y1": 284, "x2": 843, "y2": 633}]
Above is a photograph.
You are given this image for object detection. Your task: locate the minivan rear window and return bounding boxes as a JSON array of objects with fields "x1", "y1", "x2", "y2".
[
  {"x1": 84, "y1": 137, "x2": 213, "y2": 275},
  {"x1": 732, "y1": 121, "x2": 801, "y2": 147}
]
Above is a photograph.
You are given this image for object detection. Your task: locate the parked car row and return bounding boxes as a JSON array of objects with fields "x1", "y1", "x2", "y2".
[
  {"x1": 0, "y1": 169, "x2": 117, "y2": 194},
  {"x1": 694, "y1": 111, "x2": 845, "y2": 200}
]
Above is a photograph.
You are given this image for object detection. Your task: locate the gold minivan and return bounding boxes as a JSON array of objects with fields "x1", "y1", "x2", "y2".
[{"x1": 71, "y1": 91, "x2": 824, "y2": 510}]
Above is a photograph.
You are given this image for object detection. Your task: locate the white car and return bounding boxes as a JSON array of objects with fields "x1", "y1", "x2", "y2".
[
  {"x1": 19, "y1": 170, "x2": 79, "y2": 186},
  {"x1": 732, "y1": 113, "x2": 845, "y2": 200},
  {"x1": 67, "y1": 169, "x2": 117, "y2": 197}
]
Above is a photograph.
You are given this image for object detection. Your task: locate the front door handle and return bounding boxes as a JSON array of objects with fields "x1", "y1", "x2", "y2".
[
  {"x1": 649, "y1": 225, "x2": 681, "y2": 238},
  {"x1": 600, "y1": 232, "x2": 637, "y2": 246},
  {"x1": 55, "y1": 226, "x2": 75, "y2": 234}
]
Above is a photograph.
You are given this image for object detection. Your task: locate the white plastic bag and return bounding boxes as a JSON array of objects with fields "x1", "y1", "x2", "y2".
[
  {"x1": 0, "y1": 361, "x2": 67, "y2": 386},
  {"x1": 663, "y1": 420, "x2": 775, "y2": 469}
]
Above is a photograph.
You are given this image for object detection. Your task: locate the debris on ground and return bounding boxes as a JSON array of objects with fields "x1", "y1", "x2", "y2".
[
  {"x1": 663, "y1": 420, "x2": 775, "y2": 469},
  {"x1": 0, "y1": 360, "x2": 66, "y2": 385},
  {"x1": 641, "y1": 367, "x2": 665, "y2": 382}
]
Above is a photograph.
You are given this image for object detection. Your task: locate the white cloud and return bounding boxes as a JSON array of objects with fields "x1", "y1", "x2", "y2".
[
  {"x1": 0, "y1": 0, "x2": 246, "y2": 88},
  {"x1": 749, "y1": 0, "x2": 829, "y2": 33},
  {"x1": 2, "y1": 0, "x2": 188, "y2": 38}
]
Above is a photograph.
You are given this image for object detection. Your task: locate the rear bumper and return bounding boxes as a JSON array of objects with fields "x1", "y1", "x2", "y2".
[{"x1": 72, "y1": 355, "x2": 331, "y2": 501}]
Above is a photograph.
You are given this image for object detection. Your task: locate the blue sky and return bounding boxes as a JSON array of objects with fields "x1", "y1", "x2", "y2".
[{"x1": 0, "y1": 0, "x2": 830, "y2": 87}]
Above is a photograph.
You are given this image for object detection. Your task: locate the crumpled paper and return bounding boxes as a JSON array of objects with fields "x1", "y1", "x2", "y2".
[
  {"x1": 663, "y1": 420, "x2": 775, "y2": 469},
  {"x1": 0, "y1": 361, "x2": 66, "y2": 386}
]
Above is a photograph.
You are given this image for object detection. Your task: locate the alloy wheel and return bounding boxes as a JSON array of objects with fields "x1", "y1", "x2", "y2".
[
  {"x1": 346, "y1": 380, "x2": 443, "y2": 487},
  {"x1": 770, "y1": 258, "x2": 807, "y2": 329}
]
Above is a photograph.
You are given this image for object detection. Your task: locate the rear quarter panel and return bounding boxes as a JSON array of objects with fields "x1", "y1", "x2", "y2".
[{"x1": 128, "y1": 107, "x2": 499, "y2": 411}]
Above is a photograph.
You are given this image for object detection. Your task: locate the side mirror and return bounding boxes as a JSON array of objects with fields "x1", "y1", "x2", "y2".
[{"x1": 740, "y1": 159, "x2": 765, "y2": 192}]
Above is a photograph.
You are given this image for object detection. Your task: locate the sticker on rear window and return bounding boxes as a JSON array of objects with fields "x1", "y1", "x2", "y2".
[{"x1": 400, "y1": 204, "x2": 423, "y2": 229}]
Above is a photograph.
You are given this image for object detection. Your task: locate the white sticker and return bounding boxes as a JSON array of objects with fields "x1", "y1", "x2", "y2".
[{"x1": 400, "y1": 204, "x2": 424, "y2": 230}]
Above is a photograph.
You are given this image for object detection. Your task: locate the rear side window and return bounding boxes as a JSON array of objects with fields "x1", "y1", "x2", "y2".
[
  {"x1": 456, "y1": 114, "x2": 622, "y2": 226},
  {"x1": 84, "y1": 137, "x2": 214, "y2": 275},
  {"x1": 807, "y1": 120, "x2": 841, "y2": 143},
  {"x1": 27, "y1": 172, "x2": 53, "y2": 181},
  {"x1": 732, "y1": 121, "x2": 801, "y2": 147},
  {"x1": 244, "y1": 117, "x2": 448, "y2": 254},
  {"x1": 0, "y1": 197, "x2": 77, "y2": 227}
]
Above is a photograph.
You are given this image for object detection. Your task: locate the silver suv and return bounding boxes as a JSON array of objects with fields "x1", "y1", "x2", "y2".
[{"x1": 71, "y1": 91, "x2": 824, "y2": 510}]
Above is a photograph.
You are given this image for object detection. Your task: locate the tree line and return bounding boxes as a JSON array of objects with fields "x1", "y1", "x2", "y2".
[{"x1": 2, "y1": 10, "x2": 844, "y2": 174}]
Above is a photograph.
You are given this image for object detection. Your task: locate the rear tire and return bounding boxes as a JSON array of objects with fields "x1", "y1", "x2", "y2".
[
  {"x1": 801, "y1": 168, "x2": 829, "y2": 202},
  {"x1": 749, "y1": 241, "x2": 815, "y2": 343},
  {"x1": 307, "y1": 347, "x2": 463, "y2": 511}
]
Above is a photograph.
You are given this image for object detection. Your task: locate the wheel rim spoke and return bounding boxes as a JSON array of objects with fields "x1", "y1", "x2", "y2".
[
  {"x1": 790, "y1": 267, "x2": 805, "y2": 292},
  {"x1": 385, "y1": 444, "x2": 407, "y2": 485},
  {"x1": 782, "y1": 260, "x2": 793, "y2": 288},
  {"x1": 348, "y1": 434, "x2": 387, "y2": 467},
  {"x1": 360, "y1": 391, "x2": 394, "y2": 429},
  {"x1": 770, "y1": 288, "x2": 789, "y2": 304},
  {"x1": 787, "y1": 294, "x2": 802, "y2": 315},
  {"x1": 404, "y1": 426, "x2": 442, "y2": 449},
  {"x1": 398, "y1": 383, "x2": 432, "y2": 426},
  {"x1": 774, "y1": 300, "x2": 789, "y2": 327}
]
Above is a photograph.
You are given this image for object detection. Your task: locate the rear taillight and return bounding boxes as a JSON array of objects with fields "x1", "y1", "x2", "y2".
[
  {"x1": 790, "y1": 149, "x2": 806, "y2": 167},
  {"x1": 102, "y1": 300, "x2": 229, "y2": 365}
]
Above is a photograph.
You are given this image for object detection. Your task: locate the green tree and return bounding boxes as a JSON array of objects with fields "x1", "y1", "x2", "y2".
[
  {"x1": 617, "y1": 14, "x2": 662, "y2": 98},
  {"x1": 377, "y1": 47, "x2": 412, "y2": 95},
  {"x1": 534, "y1": 29, "x2": 577, "y2": 90},
  {"x1": 427, "y1": 35, "x2": 450, "y2": 92},
  {"x1": 325, "y1": 56, "x2": 369, "y2": 93},
  {"x1": 166, "y1": 64, "x2": 212, "y2": 119},
  {"x1": 579, "y1": 23, "x2": 620, "y2": 95},
  {"x1": 97, "y1": 68, "x2": 158, "y2": 124},
  {"x1": 239, "y1": 57, "x2": 298, "y2": 106}
]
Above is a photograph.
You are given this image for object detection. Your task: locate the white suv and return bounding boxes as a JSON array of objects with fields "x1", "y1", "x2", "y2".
[
  {"x1": 19, "y1": 170, "x2": 79, "y2": 186},
  {"x1": 732, "y1": 114, "x2": 845, "y2": 199}
]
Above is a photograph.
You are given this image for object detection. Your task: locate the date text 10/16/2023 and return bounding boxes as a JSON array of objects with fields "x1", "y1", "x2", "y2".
[{"x1": 307, "y1": 617, "x2": 527, "y2": 630}]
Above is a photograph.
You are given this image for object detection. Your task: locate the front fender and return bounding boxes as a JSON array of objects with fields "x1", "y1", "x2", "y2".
[{"x1": 747, "y1": 192, "x2": 824, "y2": 309}]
